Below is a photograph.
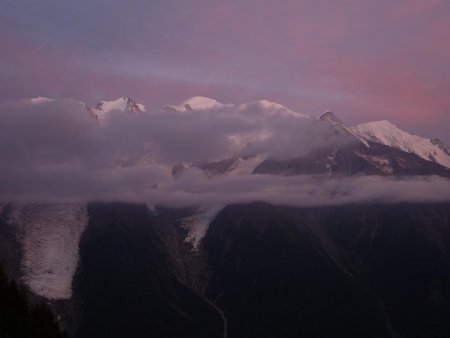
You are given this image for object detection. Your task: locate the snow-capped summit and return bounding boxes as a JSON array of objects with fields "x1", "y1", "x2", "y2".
[
  {"x1": 164, "y1": 96, "x2": 227, "y2": 112},
  {"x1": 350, "y1": 120, "x2": 450, "y2": 169},
  {"x1": 90, "y1": 97, "x2": 145, "y2": 123},
  {"x1": 319, "y1": 111, "x2": 344, "y2": 125}
]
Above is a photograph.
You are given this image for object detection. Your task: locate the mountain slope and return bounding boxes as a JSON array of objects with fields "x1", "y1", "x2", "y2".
[
  {"x1": 201, "y1": 203, "x2": 450, "y2": 338},
  {"x1": 253, "y1": 113, "x2": 450, "y2": 177},
  {"x1": 350, "y1": 120, "x2": 450, "y2": 169}
]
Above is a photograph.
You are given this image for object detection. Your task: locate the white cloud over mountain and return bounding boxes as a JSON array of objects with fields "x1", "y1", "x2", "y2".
[{"x1": 0, "y1": 96, "x2": 449, "y2": 205}]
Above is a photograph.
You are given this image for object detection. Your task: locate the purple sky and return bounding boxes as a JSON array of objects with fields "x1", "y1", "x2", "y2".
[{"x1": 1, "y1": 0, "x2": 449, "y2": 142}]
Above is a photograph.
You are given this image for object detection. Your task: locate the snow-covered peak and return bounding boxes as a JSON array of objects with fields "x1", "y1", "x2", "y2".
[
  {"x1": 165, "y1": 96, "x2": 227, "y2": 112},
  {"x1": 319, "y1": 111, "x2": 344, "y2": 125},
  {"x1": 350, "y1": 120, "x2": 450, "y2": 169},
  {"x1": 90, "y1": 97, "x2": 145, "y2": 123}
]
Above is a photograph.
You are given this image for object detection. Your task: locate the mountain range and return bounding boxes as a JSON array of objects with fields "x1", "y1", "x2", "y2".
[
  {"x1": 1, "y1": 96, "x2": 450, "y2": 338},
  {"x1": 32, "y1": 95, "x2": 450, "y2": 178}
]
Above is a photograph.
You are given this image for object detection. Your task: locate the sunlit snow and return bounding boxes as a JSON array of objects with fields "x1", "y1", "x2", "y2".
[{"x1": 350, "y1": 120, "x2": 450, "y2": 169}]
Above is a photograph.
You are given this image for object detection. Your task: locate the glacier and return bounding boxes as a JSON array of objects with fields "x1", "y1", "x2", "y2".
[{"x1": 8, "y1": 203, "x2": 88, "y2": 300}]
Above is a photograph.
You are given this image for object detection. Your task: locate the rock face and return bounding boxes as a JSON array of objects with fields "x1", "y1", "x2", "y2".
[{"x1": 253, "y1": 141, "x2": 450, "y2": 177}]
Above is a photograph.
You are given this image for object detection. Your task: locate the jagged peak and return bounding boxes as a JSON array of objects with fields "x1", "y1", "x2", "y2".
[
  {"x1": 319, "y1": 111, "x2": 344, "y2": 125},
  {"x1": 89, "y1": 96, "x2": 145, "y2": 124},
  {"x1": 318, "y1": 111, "x2": 370, "y2": 146},
  {"x1": 92, "y1": 96, "x2": 145, "y2": 113}
]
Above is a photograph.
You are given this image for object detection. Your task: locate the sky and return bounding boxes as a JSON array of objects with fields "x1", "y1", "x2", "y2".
[{"x1": 1, "y1": 0, "x2": 449, "y2": 142}]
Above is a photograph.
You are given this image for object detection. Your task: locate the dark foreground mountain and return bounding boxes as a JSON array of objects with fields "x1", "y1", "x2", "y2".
[
  {"x1": 200, "y1": 203, "x2": 450, "y2": 338},
  {"x1": 2, "y1": 202, "x2": 450, "y2": 338}
]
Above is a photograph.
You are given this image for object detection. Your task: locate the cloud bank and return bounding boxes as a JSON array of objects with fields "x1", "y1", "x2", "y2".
[{"x1": 0, "y1": 98, "x2": 449, "y2": 206}]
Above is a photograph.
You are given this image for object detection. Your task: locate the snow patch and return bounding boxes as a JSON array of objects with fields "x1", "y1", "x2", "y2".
[
  {"x1": 356, "y1": 152, "x2": 394, "y2": 175},
  {"x1": 228, "y1": 154, "x2": 269, "y2": 175},
  {"x1": 179, "y1": 205, "x2": 223, "y2": 249},
  {"x1": 8, "y1": 203, "x2": 88, "y2": 300}
]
